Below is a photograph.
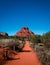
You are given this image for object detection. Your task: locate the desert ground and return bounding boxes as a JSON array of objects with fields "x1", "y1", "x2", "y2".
[{"x1": 3, "y1": 41, "x2": 41, "y2": 65}]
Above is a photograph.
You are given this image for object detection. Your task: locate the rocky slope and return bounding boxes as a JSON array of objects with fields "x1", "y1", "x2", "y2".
[
  {"x1": 15, "y1": 27, "x2": 34, "y2": 37},
  {"x1": 0, "y1": 32, "x2": 8, "y2": 36}
]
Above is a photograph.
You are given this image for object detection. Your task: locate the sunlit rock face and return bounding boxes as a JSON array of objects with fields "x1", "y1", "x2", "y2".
[
  {"x1": 0, "y1": 32, "x2": 8, "y2": 36},
  {"x1": 15, "y1": 27, "x2": 34, "y2": 37}
]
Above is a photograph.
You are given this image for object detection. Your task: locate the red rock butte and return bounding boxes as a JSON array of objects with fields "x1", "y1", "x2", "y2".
[{"x1": 15, "y1": 27, "x2": 34, "y2": 37}]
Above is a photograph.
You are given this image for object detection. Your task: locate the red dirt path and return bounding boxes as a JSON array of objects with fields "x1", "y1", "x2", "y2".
[{"x1": 4, "y1": 41, "x2": 41, "y2": 65}]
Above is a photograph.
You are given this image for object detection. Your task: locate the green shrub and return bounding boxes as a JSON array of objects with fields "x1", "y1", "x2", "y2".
[{"x1": 42, "y1": 31, "x2": 50, "y2": 49}]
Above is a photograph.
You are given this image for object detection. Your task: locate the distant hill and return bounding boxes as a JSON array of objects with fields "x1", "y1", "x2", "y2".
[
  {"x1": 15, "y1": 27, "x2": 34, "y2": 37},
  {"x1": 0, "y1": 32, "x2": 8, "y2": 37}
]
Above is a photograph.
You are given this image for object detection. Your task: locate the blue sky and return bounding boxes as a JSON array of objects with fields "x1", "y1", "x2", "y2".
[{"x1": 0, "y1": 0, "x2": 50, "y2": 36}]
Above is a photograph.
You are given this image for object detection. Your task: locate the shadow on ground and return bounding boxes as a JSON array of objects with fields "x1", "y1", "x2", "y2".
[
  {"x1": 7, "y1": 57, "x2": 20, "y2": 60},
  {"x1": 20, "y1": 50, "x2": 32, "y2": 52}
]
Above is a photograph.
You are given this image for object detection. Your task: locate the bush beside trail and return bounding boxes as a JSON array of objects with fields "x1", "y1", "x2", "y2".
[
  {"x1": 0, "y1": 38, "x2": 25, "y2": 65},
  {"x1": 29, "y1": 31, "x2": 50, "y2": 65}
]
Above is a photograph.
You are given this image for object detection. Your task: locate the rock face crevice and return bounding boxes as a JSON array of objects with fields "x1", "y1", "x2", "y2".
[{"x1": 15, "y1": 27, "x2": 34, "y2": 37}]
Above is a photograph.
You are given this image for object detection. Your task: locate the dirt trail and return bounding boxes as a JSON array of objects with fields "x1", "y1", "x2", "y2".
[{"x1": 4, "y1": 41, "x2": 41, "y2": 65}]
